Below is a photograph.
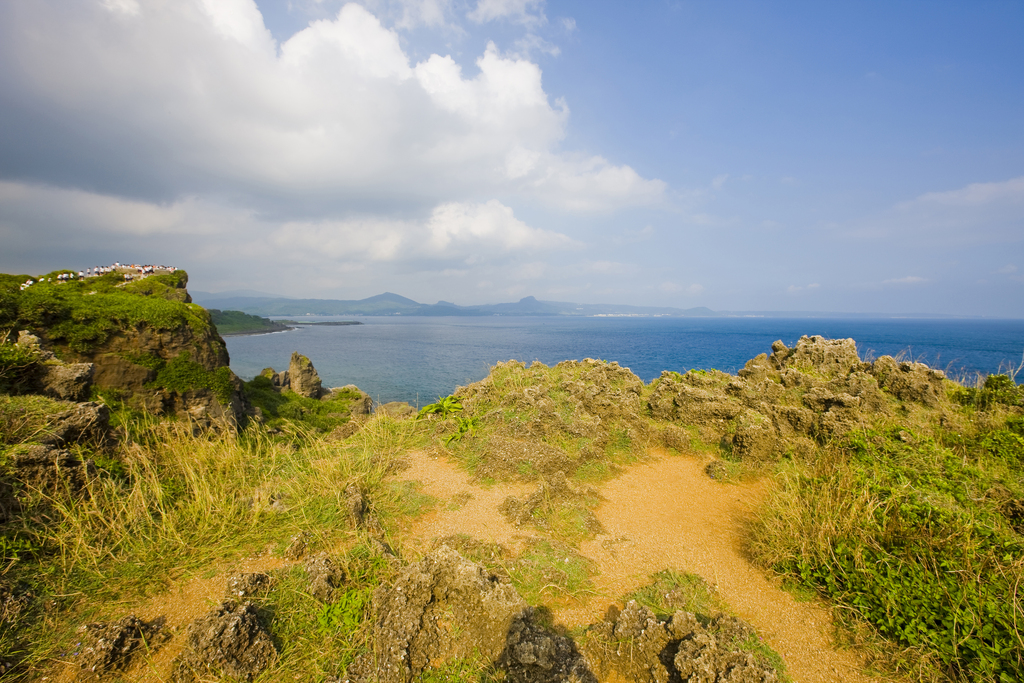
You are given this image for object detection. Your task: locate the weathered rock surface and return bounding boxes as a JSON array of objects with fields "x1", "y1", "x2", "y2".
[
  {"x1": 173, "y1": 601, "x2": 276, "y2": 682},
  {"x1": 287, "y1": 351, "x2": 323, "y2": 398},
  {"x1": 349, "y1": 546, "x2": 528, "y2": 683},
  {"x1": 588, "y1": 601, "x2": 777, "y2": 683},
  {"x1": 337, "y1": 385, "x2": 373, "y2": 414},
  {"x1": 226, "y1": 573, "x2": 273, "y2": 600},
  {"x1": 500, "y1": 471, "x2": 603, "y2": 536},
  {"x1": 38, "y1": 401, "x2": 113, "y2": 448},
  {"x1": 152, "y1": 376, "x2": 248, "y2": 431},
  {"x1": 501, "y1": 609, "x2": 596, "y2": 683},
  {"x1": 647, "y1": 335, "x2": 954, "y2": 463},
  {"x1": 456, "y1": 359, "x2": 647, "y2": 478},
  {"x1": 34, "y1": 362, "x2": 94, "y2": 401},
  {"x1": 304, "y1": 554, "x2": 344, "y2": 602},
  {"x1": 7, "y1": 444, "x2": 93, "y2": 499},
  {"x1": 76, "y1": 615, "x2": 167, "y2": 680}
]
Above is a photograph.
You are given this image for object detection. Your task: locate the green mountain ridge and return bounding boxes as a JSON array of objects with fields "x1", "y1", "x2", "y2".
[
  {"x1": 190, "y1": 291, "x2": 983, "y2": 319},
  {"x1": 191, "y1": 292, "x2": 719, "y2": 317}
]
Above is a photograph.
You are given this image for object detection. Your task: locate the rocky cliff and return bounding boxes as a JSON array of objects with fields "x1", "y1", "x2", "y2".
[{"x1": 2, "y1": 269, "x2": 248, "y2": 427}]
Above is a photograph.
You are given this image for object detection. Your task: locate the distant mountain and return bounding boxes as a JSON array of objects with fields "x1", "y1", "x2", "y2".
[{"x1": 189, "y1": 292, "x2": 720, "y2": 317}]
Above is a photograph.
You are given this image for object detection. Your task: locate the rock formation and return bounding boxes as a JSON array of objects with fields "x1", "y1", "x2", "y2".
[
  {"x1": 350, "y1": 545, "x2": 528, "y2": 683},
  {"x1": 172, "y1": 601, "x2": 276, "y2": 682}
]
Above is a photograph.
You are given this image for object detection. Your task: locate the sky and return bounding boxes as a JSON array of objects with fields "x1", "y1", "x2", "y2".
[{"x1": 1, "y1": 0, "x2": 1022, "y2": 316}]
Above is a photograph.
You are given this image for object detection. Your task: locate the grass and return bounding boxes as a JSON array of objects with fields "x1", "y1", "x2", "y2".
[
  {"x1": 1, "y1": 412, "x2": 418, "y2": 677},
  {"x1": 503, "y1": 539, "x2": 597, "y2": 606},
  {"x1": 7, "y1": 295, "x2": 1024, "y2": 683},
  {"x1": 749, "y1": 409, "x2": 1024, "y2": 682},
  {"x1": 8, "y1": 271, "x2": 213, "y2": 355},
  {"x1": 254, "y1": 542, "x2": 392, "y2": 680},
  {"x1": 208, "y1": 309, "x2": 289, "y2": 336},
  {"x1": 0, "y1": 393, "x2": 74, "y2": 445},
  {"x1": 244, "y1": 374, "x2": 372, "y2": 434}
]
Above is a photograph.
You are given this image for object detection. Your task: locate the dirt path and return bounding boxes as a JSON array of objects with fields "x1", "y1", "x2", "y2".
[
  {"x1": 400, "y1": 450, "x2": 873, "y2": 683},
  {"x1": 398, "y1": 451, "x2": 537, "y2": 556}
]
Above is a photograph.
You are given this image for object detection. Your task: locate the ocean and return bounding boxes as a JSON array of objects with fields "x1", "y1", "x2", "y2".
[{"x1": 223, "y1": 317, "x2": 1024, "y2": 407}]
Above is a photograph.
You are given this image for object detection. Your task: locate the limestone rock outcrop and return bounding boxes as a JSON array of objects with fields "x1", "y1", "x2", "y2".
[
  {"x1": 349, "y1": 545, "x2": 528, "y2": 683},
  {"x1": 287, "y1": 351, "x2": 323, "y2": 398},
  {"x1": 647, "y1": 334, "x2": 953, "y2": 462},
  {"x1": 173, "y1": 601, "x2": 276, "y2": 682}
]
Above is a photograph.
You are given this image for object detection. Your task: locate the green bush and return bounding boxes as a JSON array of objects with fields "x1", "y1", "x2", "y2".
[
  {"x1": 0, "y1": 341, "x2": 41, "y2": 394},
  {"x1": 765, "y1": 425, "x2": 1024, "y2": 680},
  {"x1": 148, "y1": 352, "x2": 235, "y2": 404},
  {"x1": 13, "y1": 272, "x2": 211, "y2": 353},
  {"x1": 952, "y1": 373, "x2": 1023, "y2": 409},
  {"x1": 243, "y1": 376, "x2": 361, "y2": 433}
]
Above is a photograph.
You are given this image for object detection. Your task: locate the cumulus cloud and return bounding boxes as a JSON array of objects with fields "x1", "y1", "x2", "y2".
[
  {"x1": 0, "y1": 0, "x2": 661, "y2": 213},
  {"x1": 1, "y1": 180, "x2": 572, "y2": 266}
]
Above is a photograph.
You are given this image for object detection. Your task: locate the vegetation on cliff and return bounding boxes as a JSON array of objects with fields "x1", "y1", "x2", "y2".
[
  {"x1": 0, "y1": 275, "x2": 1022, "y2": 683},
  {"x1": 2, "y1": 270, "x2": 207, "y2": 354}
]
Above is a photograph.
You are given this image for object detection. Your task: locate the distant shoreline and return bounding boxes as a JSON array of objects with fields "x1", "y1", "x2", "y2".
[
  {"x1": 219, "y1": 326, "x2": 296, "y2": 337},
  {"x1": 282, "y1": 320, "x2": 363, "y2": 326}
]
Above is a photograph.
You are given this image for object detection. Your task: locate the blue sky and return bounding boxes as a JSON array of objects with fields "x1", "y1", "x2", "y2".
[{"x1": 1, "y1": 0, "x2": 1022, "y2": 315}]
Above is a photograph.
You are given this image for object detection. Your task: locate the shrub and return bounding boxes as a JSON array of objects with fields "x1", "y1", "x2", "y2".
[
  {"x1": 148, "y1": 352, "x2": 235, "y2": 404},
  {"x1": 0, "y1": 341, "x2": 41, "y2": 394}
]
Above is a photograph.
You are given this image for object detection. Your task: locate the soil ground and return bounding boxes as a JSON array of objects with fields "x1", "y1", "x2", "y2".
[{"x1": 400, "y1": 449, "x2": 874, "y2": 683}]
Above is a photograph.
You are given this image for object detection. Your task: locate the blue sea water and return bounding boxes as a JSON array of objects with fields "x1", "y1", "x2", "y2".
[{"x1": 223, "y1": 317, "x2": 1024, "y2": 407}]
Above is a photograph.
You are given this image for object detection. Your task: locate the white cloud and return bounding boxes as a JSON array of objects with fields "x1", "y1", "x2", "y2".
[
  {"x1": 527, "y1": 153, "x2": 666, "y2": 211},
  {"x1": 102, "y1": 0, "x2": 140, "y2": 16},
  {"x1": 687, "y1": 283, "x2": 704, "y2": 295},
  {"x1": 392, "y1": 0, "x2": 453, "y2": 29},
  {"x1": 907, "y1": 176, "x2": 1024, "y2": 208},
  {"x1": 199, "y1": 0, "x2": 275, "y2": 50},
  {"x1": 425, "y1": 199, "x2": 576, "y2": 252},
  {"x1": 467, "y1": 0, "x2": 545, "y2": 26},
  {"x1": 0, "y1": 180, "x2": 580, "y2": 297},
  {"x1": 996, "y1": 264, "x2": 1017, "y2": 274},
  {"x1": 0, "y1": 0, "x2": 662, "y2": 213}
]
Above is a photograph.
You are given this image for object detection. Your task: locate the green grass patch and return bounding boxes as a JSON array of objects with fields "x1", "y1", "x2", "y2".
[
  {"x1": 622, "y1": 570, "x2": 789, "y2": 681},
  {"x1": 12, "y1": 271, "x2": 212, "y2": 354},
  {"x1": 244, "y1": 375, "x2": 370, "y2": 433},
  {"x1": 0, "y1": 340, "x2": 42, "y2": 394},
  {"x1": 504, "y1": 539, "x2": 596, "y2": 606},
  {"x1": 258, "y1": 543, "x2": 391, "y2": 680},
  {"x1": 148, "y1": 352, "x2": 235, "y2": 404},
  {"x1": 2, "y1": 414, "x2": 414, "y2": 677},
  {"x1": 751, "y1": 413, "x2": 1024, "y2": 682}
]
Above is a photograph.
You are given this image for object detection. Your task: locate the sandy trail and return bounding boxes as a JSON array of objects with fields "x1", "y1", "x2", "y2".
[
  {"x1": 398, "y1": 451, "x2": 536, "y2": 555},
  {"x1": 400, "y1": 450, "x2": 873, "y2": 683}
]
